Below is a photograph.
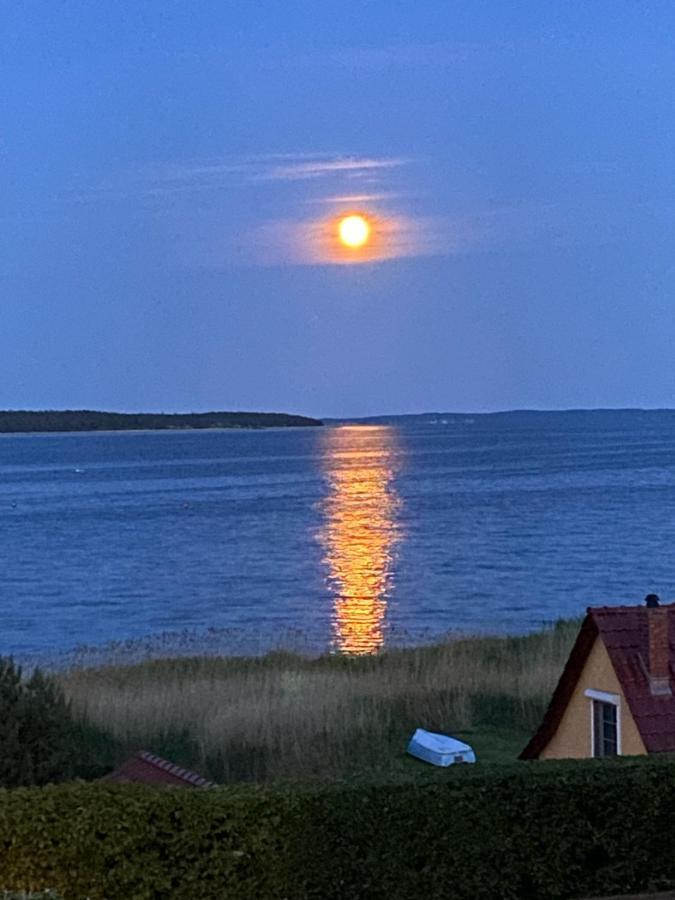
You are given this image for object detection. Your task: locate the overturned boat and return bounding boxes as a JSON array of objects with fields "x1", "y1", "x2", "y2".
[{"x1": 406, "y1": 728, "x2": 476, "y2": 767}]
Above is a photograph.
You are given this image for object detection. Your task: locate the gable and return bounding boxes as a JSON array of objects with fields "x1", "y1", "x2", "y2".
[
  {"x1": 538, "y1": 636, "x2": 645, "y2": 759},
  {"x1": 520, "y1": 613, "x2": 597, "y2": 759},
  {"x1": 522, "y1": 602, "x2": 675, "y2": 760}
]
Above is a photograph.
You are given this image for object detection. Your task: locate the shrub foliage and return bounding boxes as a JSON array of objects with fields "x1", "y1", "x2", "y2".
[
  {"x1": 0, "y1": 660, "x2": 109, "y2": 788},
  {"x1": 2, "y1": 757, "x2": 675, "y2": 899}
]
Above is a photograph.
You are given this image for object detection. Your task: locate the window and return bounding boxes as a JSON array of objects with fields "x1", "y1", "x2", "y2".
[
  {"x1": 584, "y1": 689, "x2": 621, "y2": 757},
  {"x1": 592, "y1": 700, "x2": 618, "y2": 757}
]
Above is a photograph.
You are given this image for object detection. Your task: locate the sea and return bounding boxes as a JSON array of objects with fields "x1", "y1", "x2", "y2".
[{"x1": 2, "y1": 409, "x2": 675, "y2": 664}]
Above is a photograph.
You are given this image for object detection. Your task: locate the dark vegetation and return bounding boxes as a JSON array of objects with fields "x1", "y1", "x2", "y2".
[
  {"x1": 2, "y1": 628, "x2": 674, "y2": 899},
  {"x1": 0, "y1": 659, "x2": 113, "y2": 789},
  {"x1": 0, "y1": 410, "x2": 322, "y2": 433},
  {"x1": 3, "y1": 758, "x2": 675, "y2": 899}
]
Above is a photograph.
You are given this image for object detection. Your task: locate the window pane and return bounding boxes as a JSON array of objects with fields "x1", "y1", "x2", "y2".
[
  {"x1": 593, "y1": 700, "x2": 618, "y2": 757},
  {"x1": 603, "y1": 704, "x2": 617, "y2": 755},
  {"x1": 593, "y1": 701, "x2": 603, "y2": 757}
]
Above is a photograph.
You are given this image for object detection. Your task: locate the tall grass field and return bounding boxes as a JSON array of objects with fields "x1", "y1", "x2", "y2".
[{"x1": 57, "y1": 620, "x2": 578, "y2": 783}]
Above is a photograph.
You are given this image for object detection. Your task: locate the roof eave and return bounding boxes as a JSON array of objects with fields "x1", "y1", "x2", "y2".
[{"x1": 519, "y1": 612, "x2": 599, "y2": 760}]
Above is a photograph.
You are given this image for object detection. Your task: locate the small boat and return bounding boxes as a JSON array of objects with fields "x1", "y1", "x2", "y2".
[{"x1": 406, "y1": 728, "x2": 476, "y2": 767}]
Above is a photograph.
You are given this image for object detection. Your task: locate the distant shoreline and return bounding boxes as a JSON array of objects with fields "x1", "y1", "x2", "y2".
[
  {"x1": 4, "y1": 407, "x2": 672, "y2": 434},
  {"x1": 0, "y1": 410, "x2": 323, "y2": 434},
  {"x1": 329, "y1": 407, "x2": 675, "y2": 425}
]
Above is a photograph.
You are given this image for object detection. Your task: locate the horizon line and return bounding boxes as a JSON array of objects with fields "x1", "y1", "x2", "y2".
[{"x1": 4, "y1": 405, "x2": 675, "y2": 421}]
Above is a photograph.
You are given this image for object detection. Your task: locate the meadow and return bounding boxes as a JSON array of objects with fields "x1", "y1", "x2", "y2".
[{"x1": 58, "y1": 620, "x2": 579, "y2": 783}]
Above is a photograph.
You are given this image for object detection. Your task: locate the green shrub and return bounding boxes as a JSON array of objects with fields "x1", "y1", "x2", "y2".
[
  {"x1": 1, "y1": 757, "x2": 675, "y2": 899},
  {"x1": 0, "y1": 893, "x2": 62, "y2": 899},
  {"x1": 0, "y1": 659, "x2": 114, "y2": 788}
]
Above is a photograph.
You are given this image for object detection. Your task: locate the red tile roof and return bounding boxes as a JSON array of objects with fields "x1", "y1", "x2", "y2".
[
  {"x1": 521, "y1": 603, "x2": 675, "y2": 759},
  {"x1": 103, "y1": 751, "x2": 216, "y2": 788}
]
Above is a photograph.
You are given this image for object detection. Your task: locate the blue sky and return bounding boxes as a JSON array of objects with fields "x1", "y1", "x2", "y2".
[{"x1": 3, "y1": 1, "x2": 675, "y2": 417}]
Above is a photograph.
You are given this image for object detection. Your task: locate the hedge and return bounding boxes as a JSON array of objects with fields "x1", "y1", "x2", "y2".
[{"x1": 2, "y1": 757, "x2": 675, "y2": 899}]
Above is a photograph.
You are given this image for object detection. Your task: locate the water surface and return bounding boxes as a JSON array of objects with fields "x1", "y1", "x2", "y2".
[{"x1": 2, "y1": 411, "x2": 675, "y2": 659}]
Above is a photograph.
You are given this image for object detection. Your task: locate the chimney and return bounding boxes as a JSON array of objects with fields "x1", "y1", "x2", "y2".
[{"x1": 645, "y1": 594, "x2": 672, "y2": 696}]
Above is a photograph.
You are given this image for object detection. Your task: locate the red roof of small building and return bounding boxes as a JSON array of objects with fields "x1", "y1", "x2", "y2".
[
  {"x1": 521, "y1": 603, "x2": 675, "y2": 759},
  {"x1": 103, "y1": 751, "x2": 216, "y2": 788}
]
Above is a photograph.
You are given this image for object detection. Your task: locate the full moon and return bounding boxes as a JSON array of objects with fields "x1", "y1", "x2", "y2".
[{"x1": 338, "y1": 214, "x2": 371, "y2": 249}]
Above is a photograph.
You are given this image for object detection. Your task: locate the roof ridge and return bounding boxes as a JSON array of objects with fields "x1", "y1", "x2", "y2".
[
  {"x1": 588, "y1": 602, "x2": 675, "y2": 611},
  {"x1": 136, "y1": 750, "x2": 215, "y2": 787}
]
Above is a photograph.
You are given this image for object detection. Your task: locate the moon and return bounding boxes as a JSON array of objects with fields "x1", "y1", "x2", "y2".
[{"x1": 338, "y1": 214, "x2": 371, "y2": 249}]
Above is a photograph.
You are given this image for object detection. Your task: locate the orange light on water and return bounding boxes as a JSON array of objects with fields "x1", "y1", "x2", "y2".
[{"x1": 318, "y1": 426, "x2": 402, "y2": 655}]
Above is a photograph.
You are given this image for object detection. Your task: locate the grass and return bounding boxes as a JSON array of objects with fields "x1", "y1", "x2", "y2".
[{"x1": 57, "y1": 619, "x2": 579, "y2": 784}]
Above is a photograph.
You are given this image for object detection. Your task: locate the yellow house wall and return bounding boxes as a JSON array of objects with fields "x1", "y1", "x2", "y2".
[{"x1": 540, "y1": 636, "x2": 647, "y2": 759}]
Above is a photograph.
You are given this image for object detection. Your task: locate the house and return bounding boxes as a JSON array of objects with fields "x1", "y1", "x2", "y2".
[
  {"x1": 102, "y1": 750, "x2": 216, "y2": 788},
  {"x1": 520, "y1": 595, "x2": 675, "y2": 760}
]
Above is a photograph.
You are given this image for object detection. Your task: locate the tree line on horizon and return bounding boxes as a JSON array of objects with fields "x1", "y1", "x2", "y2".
[{"x1": 0, "y1": 410, "x2": 323, "y2": 433}]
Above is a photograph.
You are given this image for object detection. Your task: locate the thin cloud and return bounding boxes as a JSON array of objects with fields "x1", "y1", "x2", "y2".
[
  {"x1": 147, "y1": 154, "x2": 409, "y2": 190},
  {"x1": 257, "y1": 156, "x2": 408, "y2": 182},
  {"x1": 52, "y1": 153, "x2": 411, "y2": 213},
  {"x1": 143, "y1": 161, "x2": 247, "y2": 185},
  {"x1": 307, "y1": 193, "x2": 398, "y2": 205}
]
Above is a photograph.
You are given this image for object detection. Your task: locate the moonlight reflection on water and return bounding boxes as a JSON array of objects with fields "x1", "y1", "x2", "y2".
[{"x1": 318, "y1": 426, "x2": 403, "y2": 654}]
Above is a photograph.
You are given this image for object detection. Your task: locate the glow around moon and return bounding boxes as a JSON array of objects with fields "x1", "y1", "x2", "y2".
[{"x1": 251, "y1": 208, "x2": 444, "y2": 267}]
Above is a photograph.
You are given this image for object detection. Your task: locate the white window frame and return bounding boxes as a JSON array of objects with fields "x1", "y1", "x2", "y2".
[{"x1": 584, "y1": 689, "x2": 622, "y2": 756}]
